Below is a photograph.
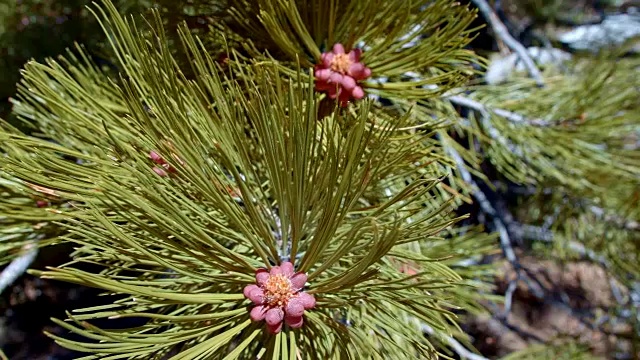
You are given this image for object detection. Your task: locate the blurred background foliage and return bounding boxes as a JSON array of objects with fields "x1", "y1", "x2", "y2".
[{"x1": 0, "y1": 0, "x2": 147, "y2": 126}]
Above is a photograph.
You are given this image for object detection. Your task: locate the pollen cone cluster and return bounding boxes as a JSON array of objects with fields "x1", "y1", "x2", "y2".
[
  {"x1": 314, "y1": 43, "x2": 372, "y2": 106},
  {"x1": 243, "y1": 262, "x2": 316, "y2": 334}
]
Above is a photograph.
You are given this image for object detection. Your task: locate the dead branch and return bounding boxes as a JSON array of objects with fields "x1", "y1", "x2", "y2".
[{"x1": 470, "y1": 0, "x2": 545, "y2": 86}]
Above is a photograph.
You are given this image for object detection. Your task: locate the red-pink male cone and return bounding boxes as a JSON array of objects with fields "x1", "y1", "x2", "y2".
[
  {"x1": 149, "y1": 150, "x2": 182, "y2": 177},
  {"x1": 314, "y1": 43, "x2": 372, "y2": 107},
  {"x1": 243, "y1": 261, "x2": 316, "y2": 334}
]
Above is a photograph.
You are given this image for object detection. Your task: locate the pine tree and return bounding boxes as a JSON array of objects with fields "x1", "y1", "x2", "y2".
[{"x1": 0, "y1": 0, "x2": 638, "y2": 358}]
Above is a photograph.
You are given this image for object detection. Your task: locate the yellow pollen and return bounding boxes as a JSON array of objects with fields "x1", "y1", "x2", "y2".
[
  {"x1": 264, "y1": 274, "x2": 294, "y2": 307},
  {"x1": 330, "y1": 53, "x2": 352, "y2": 74}
]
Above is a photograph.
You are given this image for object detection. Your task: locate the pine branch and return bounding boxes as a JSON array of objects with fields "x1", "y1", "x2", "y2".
[
  {"x1": 447, "y1": 94, "x2": 549, "y2": 127},
  {"x1": 448, "y1": 57, "x2": 640, "y2": 191},
  {"x1": 470, "y1": 0, "x2": 545, "y2": 86}
]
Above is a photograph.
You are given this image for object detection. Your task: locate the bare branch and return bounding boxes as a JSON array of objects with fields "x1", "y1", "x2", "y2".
[
  {"x1": 0, "y1": 241, "x2": 38, "y2": 295},
  {"x1": 441, "y1": 135, "x2": 545, "y2": 316},
  {"x1": 448, "y1": 95, "x2": 549, "y2": 127},
  {"x1": 589, "y1": 205, "x2": 640, "y2": 232},
  {"x1": 471, "y1": 0, "x2": 545, "y2": 86},
  {"x1": 421, "y1": 322, "x2": 489, "y2": 360},
  {"x1": 503, "y1": 279, "x2": 518, "y2": 318}
]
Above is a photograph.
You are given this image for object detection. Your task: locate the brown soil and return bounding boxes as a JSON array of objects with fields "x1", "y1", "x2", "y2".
[{"x1": 465, "y1": 255, "x2": 637, "y2": 359}]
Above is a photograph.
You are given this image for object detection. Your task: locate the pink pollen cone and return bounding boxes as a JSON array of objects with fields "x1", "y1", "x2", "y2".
[
  {"x1": 244, "y1": 285, "x2": 264, "y2": 305},
  {"x1": 280, "y1": 262, "x2": 294, "y2": 277},
  {"x1": 314, "y1": 42, "x2": 372, "y2": 107},
  {"x1": 243, "y1": 261, "x2": 316, "y2": 334},
  {"x1": 149, "y1": 150, "x2": 179, "y2": 176},
  {"x1": 250, "y1": 305, "x2": 268, "y2": 321},
  {"x1": 329, "y1": 72, "x2": 343, "y2": 84},
  {"x1": 265, "y1": 308, "x2": 284, "y2": 326},
  {"x1": 149, "y1": 151, "x2": 163, "y2": 163},
  {"x1": 270, "y1": 265, "x2": 283, "y2": 276},
  {"x1": 348, "y1": 63, "x2": 367, "y2": 79},
  {"x1": 153, "y1": 167, "x2": 168, "y2": 177},
  {"x1": 285, "y1": 315, "x2": 304, "y2": 328},
  {"x1": 297, "y1": 292, "x2": 316, "y2": 309},
  {"x1": 243, "y1": 284, "x2": 259, "y2": 298},
  {"x1": 341, "y1": 76, "x2": 356, "y2": 91},
  {"x1": 352, "y1": 86, "x2": 365, "y2": 100},
  {"x1": 332, "y1": 43, "x2": 345, "y2": 54},
  {"x1": 321, "y1": 53, "x2": 333, "y2": 67},
  {"x1": 349, "y1": 48, "x2": 362, "y2": 62},
  {"x1": 267, "y1": 322, "x2": 283, "y2": 334},
  {"x1": 285, "y1": 299, "x2": 305, "y2": 317},
  {"x1": 289, "y1": 272, "x2": 308, "y2": 290},
  {"x1": 256, "y1": 269, "x2": 270, "y2": 286},
  {"x1": 315, "y1": 68, "x2": 331, "y2": 81}
]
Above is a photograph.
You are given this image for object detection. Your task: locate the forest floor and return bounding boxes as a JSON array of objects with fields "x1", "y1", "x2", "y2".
[
  {"x1": 466, "y1": 256, "x2": 635, "y2": 358},
  {"x1": 1, "y1": 245, "x2": 94, "y2": 359}
]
